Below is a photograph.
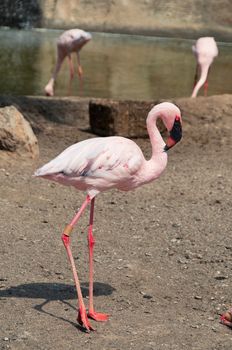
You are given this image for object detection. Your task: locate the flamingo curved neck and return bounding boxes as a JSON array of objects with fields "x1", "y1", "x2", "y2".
[
  {"x1": 146, "y1": 110, "x2": 166, "y2": 157},
  {"x1": 132, "y1": 111, "x2": 168, "y2": 186},
  {"x1": 191, "y1": 63, "x2": 210, "y2": 98}
]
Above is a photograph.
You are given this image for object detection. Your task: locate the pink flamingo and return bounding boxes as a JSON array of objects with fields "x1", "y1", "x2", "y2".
[
  {"x1": 191, "y1": 37, "x2": 218, "y2": 98},
  {"x1": 221, "y1": 308, "x2": 232, "y2": 328},
  {"x1": 34, "y1": 102, "x2": 182, "y2": 331},
  {"x1": 44, "y1": 29, "x2": 92, "y2": 97}
]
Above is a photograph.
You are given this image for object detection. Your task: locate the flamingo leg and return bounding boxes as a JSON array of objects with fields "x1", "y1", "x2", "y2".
[
  {"x1": 44, "y1": 54, "x2": 65, "y2": 96},
  {"x1": 76, "y1": 52, "x2": 83, "y2": 79},
  {"x1": 61, "y1": 195, "x2": 94, "y2": 331},
  {"x1": 204, "y1": 80, "x2": 208, "y2": 96},
  {"x1": 76, "y1": 52, "x2": 83, "y2": 95},
  {"x1": 193, "y1": 64, "x2": 199, "y2": 87},
  {"x1": 204, "y1": 67, "x2": 210, "y2": 96},
  {"x1": 87, "y1": 198, "x2": 109, "y2": 322},
  {"x1": 67, "y1": 54, "x2": 75, "y2": 80}
]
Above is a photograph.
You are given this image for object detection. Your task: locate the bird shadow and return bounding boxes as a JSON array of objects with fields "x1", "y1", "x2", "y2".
[{"x1": 0, "y1": 281, "x2": 115, "y2": 332}]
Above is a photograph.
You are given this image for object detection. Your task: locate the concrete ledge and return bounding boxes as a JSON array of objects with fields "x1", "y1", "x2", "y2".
[
  {"x1": 0, "y1": 95, "x2": 90, "y2": 131},
  {"x1": 89, "y1": 98, "x2": 161, "y2": 138},
  {"x1": 0, "y1": 94, "x2": 231, "y2": 145}
]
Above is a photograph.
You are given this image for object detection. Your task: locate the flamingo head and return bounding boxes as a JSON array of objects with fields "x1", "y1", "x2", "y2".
[
  {"x1": 154, "y1": 102, "x2": 182, "y2": 151},
  {"x1": 80, "y1": 31, "x2": 92, "y2": 44},
  {"x1": 44, "y1": 83, "x2": 54, "y2": 97},
  {"x1": 164, "y1": 114, "x2": 182, "y2": 151}
]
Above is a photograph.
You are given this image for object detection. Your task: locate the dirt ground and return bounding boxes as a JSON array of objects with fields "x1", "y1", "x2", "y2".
[{"x1": 0, "y1": 95, "x2": 232, "y2": 350}]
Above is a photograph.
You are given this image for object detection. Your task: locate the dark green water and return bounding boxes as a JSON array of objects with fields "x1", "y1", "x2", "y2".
[{"x1": 0, "y1": 28, "x2": 231, "y2": 100}]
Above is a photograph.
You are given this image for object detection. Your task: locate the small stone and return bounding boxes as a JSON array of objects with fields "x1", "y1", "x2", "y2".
[
  {"x1": 145, "y1": 252, "x2": 152, "y2": 256},
  {"x1": 3, "y1": 337, "x2": 9, "y2": 341},
  {"x1": 172, "y1": 223, "x2": 181, "y2": 228},
  {"x1": 194, "y1": 295, "x2": 202, "y2": 300},
  {"x1": 143, "y1": 294, "x2": 153, "y2": 300},
  {"x1": 196, "y1": 254, "x2": 203, "y2": 259},
  {"x1": 178, "y1": 258, "x2": 187, "y2": 264},
  {"x1": 214, "y1": 275, "x2": 228, "y2": 280},
  {"x1": 208, "y1": 317, "x2": 214, "y2": 321}
]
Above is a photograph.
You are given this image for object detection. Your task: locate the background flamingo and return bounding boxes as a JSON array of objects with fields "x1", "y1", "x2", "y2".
[
  {"x1": 221, "y1": 308, "x2": 232, "y2": 328},
  {"x1": 44, "y1": 29, "x2": 92, "y2": 97},
  {"x1": 34, "y1": 102, "x2": 182, "y2": 331},
  {"x1": 191, "y1": 37, "x2": 218, "y2": 98}
]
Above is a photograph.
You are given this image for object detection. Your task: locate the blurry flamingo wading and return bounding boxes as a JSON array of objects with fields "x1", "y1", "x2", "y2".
[
  {"x1": 191, "y1": 37, "x2": 218, "y2": 98},
  {"x1": 34, "y1": 102, "x2": 182, "y2": 331},
  {"x1": 44, "y1": 29, "x2": 92, "y2": 97}
]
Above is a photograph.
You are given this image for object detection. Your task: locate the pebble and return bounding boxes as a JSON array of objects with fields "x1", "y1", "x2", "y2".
[
  {"x1": 196, "y1": 254, "x2": 203, "y2": 259},
  {"x1": 145, "y1": 252, "x2": 152, "y2": 256},
  {"x1": 0, "y1": 277, "x2": 7, "y2": 281},
  {"x1": 208, "y1": 317, "x2": 214, "y2": 321},
  {"x1": 143, "y1": 294, "x2": 153, "y2": 300},
  {"x1": 190, "y1": 324, "x2": 199, "y2": 329},
  {"x1": 214, "y1": 199, "x2": 221, "y2": 204},
  {"x1": 172, "y1": 223, "x2": 181, "y2": 228},
  {"x1": 178, "y1": 258, "x2": 188, "y2": 264},
  {"x1": 214, "y1": 275, "x2": 228, "y2": 280},
  {"x1": 140, "y1": 291, "x2": 153, "y2": 299}
]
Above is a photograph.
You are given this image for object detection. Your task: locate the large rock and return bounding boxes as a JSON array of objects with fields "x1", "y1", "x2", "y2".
[{"x1": 0, "y1": 106, "x2": 39, "y2": 158}]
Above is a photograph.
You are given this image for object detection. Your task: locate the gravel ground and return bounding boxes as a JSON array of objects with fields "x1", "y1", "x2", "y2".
[{"x1": 0, "y1": 95, "x2": 232, "y2": 350}]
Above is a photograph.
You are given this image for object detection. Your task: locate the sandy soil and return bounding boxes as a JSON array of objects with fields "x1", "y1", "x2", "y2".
[{"x1": 0, "y1": 95, "x2": 232, "y2": 350}]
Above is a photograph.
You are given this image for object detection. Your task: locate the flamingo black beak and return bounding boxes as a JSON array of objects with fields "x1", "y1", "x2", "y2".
[{"x1": 164, "y1": 116, "x2": 182, "y2": 151}]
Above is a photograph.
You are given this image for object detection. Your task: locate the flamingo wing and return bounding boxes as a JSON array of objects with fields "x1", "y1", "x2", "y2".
[{"x1": 35, "y1": 136, "x2": 144, "y2": 182}]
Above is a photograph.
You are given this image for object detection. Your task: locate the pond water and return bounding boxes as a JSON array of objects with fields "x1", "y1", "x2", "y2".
[{"x1": 0, "y1": 28, "x2": 231, "y2": 100}]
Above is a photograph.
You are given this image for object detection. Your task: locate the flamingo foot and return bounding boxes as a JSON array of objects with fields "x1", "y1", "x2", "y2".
[
  {"x1": 77, "y1": 307, "x2": 95, "y2": 331},
  {"x1": 88, "y1": 310, "x2": 109, "y2": 322},
  {"x1": 220, "y1": 310, "x2": 232, "y2": 328}
]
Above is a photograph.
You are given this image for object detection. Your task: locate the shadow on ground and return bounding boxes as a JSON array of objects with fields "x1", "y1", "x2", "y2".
[{"x1": 0, "y1": 282, "x2": 115, "y2": 331}]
